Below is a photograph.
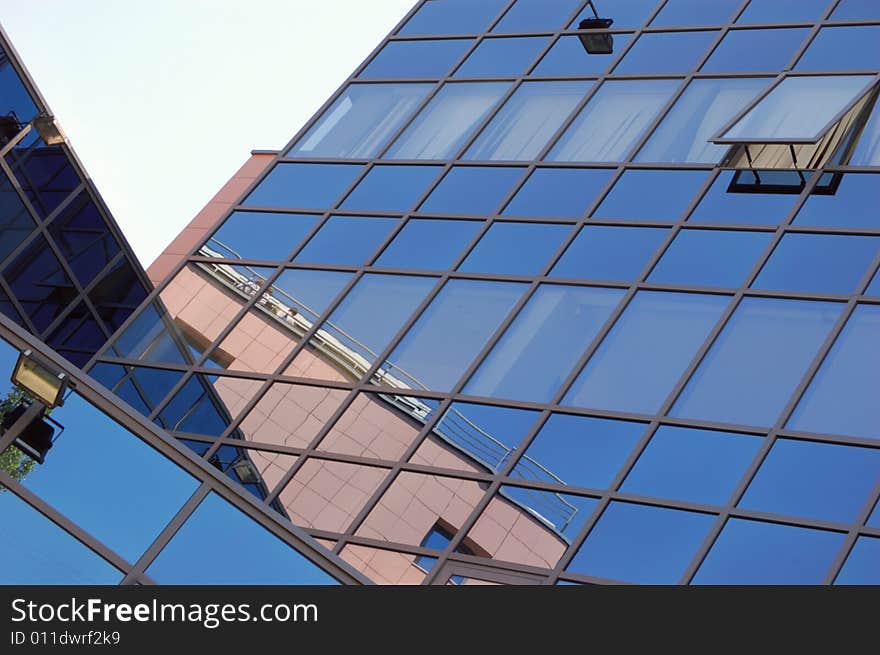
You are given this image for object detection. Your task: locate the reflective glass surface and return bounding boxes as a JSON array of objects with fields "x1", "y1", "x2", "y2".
[
  {"x1": 868, "y1": 270, "x2": 880, "y2": 296},
  {"x1": 532, "y1": 34, "x2": 633, "y2": 77},
  {"x1": 673, "y1": 299, "x2": 842, "y2": 427},
  {"x1": 0, "y1": 169, "x2": 36, "y2": 264},
  {"x1": 795, "y1": 26, "x2": 880, "y2": 71},
  {"x1": 570, "y1": 0, "x2": 660, "y2": 29},
  {"x1": 794, "y1": 174, "x2": 880, "y2": 229},
  {"x1": 836, "y1": 537, "x2": 880, "y2": 585},
  {"x1": 831, "y1": 0, "x2": 880, "y2": 20},
  {"x1": 206, "y1": 211, "x2": 319, "y2": 262},
  {"x1": 502, "y1": 167, "x2": 613, "y2": 218},
  {"x1": 455, "y1": 36, "x2": 548, "y2": 77},
  {"x1": 492, "y1": 0, "x2": 582, "y2": 33},
  {"x1": 565, "y1": 291, "x2": 729, "y2": 414},
  {"x1": 361, "y1": 39, "x2": 472, "y2": 78},
  {"x1": 6, "y1": 145, "x2": 80, "y2": 219},
  {"x1": 47, "y1": 192, "x2": 120, "y2": 288},
  {"x1": 374, "y1": 218, "x2": 481, "y2": 270},
  {"x1": 243, "y1": 163, "x2": 362, "y2": 209},
  {"x1": 594, "y1": 170, "x2": 709, "y2": 221},
  {"x1": 271, "y1": 269, "x2": 353, "y2": 322},
  {"x1": 465, "y1": 285, "x2": 624, "y2": 402},
  {"x1": 294, "y1": 216, "x2": 398, "y2": 266},
  {"x1": 552, "y1": 225, "x2": 668, "y2": 281},
  {"x1": 689, "y1": 170, "x2": 798, "y2": 225},
  {"x1": 850, "y1": 100, "x2": 880, "y2": 166},
  {"x1": 420, "y1": 166, "x2": 525, "y2": 214},
  {"x1": 738, "y1": 0, "x2": 831, "y2": 23},
  {"x1": 458, "y1": 222, "x2": 570, "y2": 275},
  {"x1": 399, "y1": 0, "x2": 508, "y2": 36},
  {"x1": 3, "y1": 235, "x2": 75, "y2": 333},
  {"x1": 650, "y1": 0, "x2": 740, "y2": 26},
  {"x1": 701, "y1": 28, "x2": 809, "y2": 72},
  {"x1": 614, "y1": 31, "x2": 717, "y2": 74},
  {"x1": 340, "y1": 165, "x2": 442, "y2": 212}
]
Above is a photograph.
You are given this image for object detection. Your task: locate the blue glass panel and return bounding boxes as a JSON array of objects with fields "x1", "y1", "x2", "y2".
[
  {"x1": 458, "y1": 222, "x2": 571, "y2": 275},
  {"x1": 3, "y1": 235, "x2": 75, "y2": 333},
  {"x1": 738, "y1": 0, "x2": 831, "y2": 23},
  {"x1": 399, "y1": 0, "x2": 508, "y2": 36},
  {"x1": 637, "y1": 78, "x2": 772, "y2": 164},
  {"x1": 570, "y1": 0, "x2": 660, "y2": 29},
  {"x1": 651, "y1": 0, "x2": 740, "y2": 26},
  {"x1": 515, "y1": 413, "x2": 647, "y2": 490},
  {"x1": 147, "y1": 493, "x2": 338, "y2": 584},
  {"x1": 870, "y1": 503, "x2": 880, "y2": 528},
  {"x1": 206, "y1": 211, "x2": 318, "y2": 262},
  {"x1": 385, "y1": 279, "x2": 526, "y2": 392},
  {"x1": 465, "y1": 81, "x2": 591, "y2": 161},
  {"x1": 45, "y1": 302, "x2": 106, "y2": 368},
  {"x1": 564, "y1": 291, "x2": 729, "y2": 414},
  {"x1": 341, "y1": 165, "x2": 443, "y2": 212},
  {"x1": 420, "y1": 166, "x2": 525, "y2": 215},
  {"x1": 0, "y1": 169, "x2": 36, "y2": 264},
  {"x1": 836, "y1": 538, "x2": 880, "y2": 585},
  {"x1": 294, "y1": 216, "x2": 397, "y2": 266},
  {"x1": 788, "y1": 305, "x2": 880, "y2": 440},
  {"x1": 374, "y1": 219, "x2": 481, "y2": 270},
  {"x1": 563, "y1": 291, "x2": 728, "y2": 413},
  {"x1": 622, "y1": 426, "x2": 762, "y2": 506},
  {"x1": 243, "y1": 163, "x2": 362, "y2": 209},
  {"x1": 753, "y1": 234, "x2": 879, "y2": 295},
  {"x1": 158, "y1": 374, "x2": 230, "y2": 437},
  {"x1": 690, "y1": 170, "x2": 799, "y2": 225},
  {"x1": 831, "y1": 0, "x2": 880, "y2": 20},
  {"x1": 594, "y1": 170, "x2": 710, "y2": 221},
  {"x1": 867, "y1": 270, "x2": 880, "y2": 295},
  {"x1": 693, "y1": 519, "x2": 844, "y2": 584},
  {"x1": 47, "y1": 191, "x2": 120, "y2": 288},
  {"x1": 19, "y1": 394, "x2": 199, "y2": 562},
  {"x1": 850, "y1": 101, "x2": 880, "y2": 166},
  {"x1": 702, "y1": 28, "x2": 809, "y2": 72},
  {"x1": 552, "y1": 225, "x2": 668, "y2": 281},
  {"x1": 361, "y1": 39, "x2": 472, "y2": 78},
  {"x1": 533, "y1": 34, "x2": 633, "y2": 76},
  {"x1": 0, "y1": 45, "x2": 38, "y2": 122},
  {"x1": 5, "y1": 145, "x2": 80, "y2": 219},
  {"x1": 455, "y1": 36, "x2": 548, "y2": 77},
  {"x1": 90, "y1": 259, "x2": 148, "y2": 334},
  {"x1": 288, "y1": 84, "x2": 431, "y2": 158},
  {"x1": 548, "y1": 79, "x2": 680, "y2": 163},
  {"x1": 270, "y1": 269, "x2": 353, "y2": 323},
  {"x1": 740, "y1": 439, "x2": 880, "y2": 523},
  {"x1": 495, "y1": 486, "x2": 598, "y2": 543},
  {"x1": 614, "y1": 31, "x2": 717, "y2": 74},
  {"x1": 466, "y1": 285, "x2": 624, "y2": 402},
  {"x1": 796, "y1": 26, "x2": 880, "y2": 71},
  {"x1": 567, "y1": 502, "x2": 714, "y2": 584},
  {"x1": 323, "y1": 273, "x2": 436, "y2": 364},
  {"x1": 648, "y1": 229, "x2": 772, "y2": 288},
  {"x1": 673, "y1": 298, "x2": 842, "y2": 427},
  {"x1": 112, "y1": 303, "x2": 184, "y2": 363},
  {"x1": 502, "y1": 167, "x2": 613, "y2": 218},
  {"x1": 794, "y1": 174, "x2": 880, "y2": 229},
  {"x1": 385, "y1": 82, "x2": 511, "y2": 160},
  {"x1": 0, "y1": 490, "x2": 121, "y2": 584},
  {"x1": 493, "y1": 0, "x2": 582, "y2": 32}
]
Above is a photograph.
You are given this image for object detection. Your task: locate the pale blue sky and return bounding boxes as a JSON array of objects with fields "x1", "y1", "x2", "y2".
[{"x1": 0, "y1": 0, "x2": 413, "y2": 266}]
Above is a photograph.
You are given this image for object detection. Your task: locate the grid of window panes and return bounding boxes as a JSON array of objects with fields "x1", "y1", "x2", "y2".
[
  {"x1": 0, "y1": 38, "x2": 149, "y2": 367},
  {"x1": 92, "y1": 0, "x2": 880, "y2": 585}
]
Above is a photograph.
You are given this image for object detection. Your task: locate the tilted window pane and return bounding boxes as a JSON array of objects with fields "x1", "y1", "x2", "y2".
[
  {"x1": 374, "y1": 218, "x2": 481, "y2": 270},
  {"x1": 385, "y1": 82, "x2": 511, "y2": 160},
  {"x1": 717, "y1": 75, "x2": 877, "y2": 143},
  {"x1": 689, "y1": 170, "x2": 798, "y2": 225},
  {"x1": 532, "y1": 34, "x2": 633, "y2": 77},
  {"x1": 693, "y1": 519, "x2": 843, "y2": 585},
  {"x1": 398, "y1": 0, "x2": 508, "y2": 36},
  {"x1": 701, "y1": 28, "x2": 809, "y2": 73},
  {"x1": 835, "y1": 538, "x2": 880, "y2": 585},
  {"x1": 564, "y1": 291, "x2": 729, "y2": 414},
  {"x1": 243, "y1": 163, "x2": 362, "y2": 209},
  {"x1": 793, "y1": 174, "x2": 880, "y2": 229},
  {"x1": 622, "y1": 426, "x2": 762, "y2": 506},
  {"x1": 551, "y1": 225, "x2": 668, "y2": 281},
  {"x1": 0, "y1": 491, "x2": 121, "y2": 584},
  {"x1": 147, "y1": 493, "x2": 339, "y2": 584},
  {"x1": 650, "y1": 0, "x2": 741, "y2": 26},
  {"x1": 465, "y1": 81, "x2": 590, "y2": 161},
  {"x1": 205, "y1": 211, "x2": 319, "y2": 262},
  {"x1": 548, "y1": 79, "x2": 680, "y2": 163},
  {"x1": 569, "y1": 0, "x2": 660, "y2": 29},
  {"x1": 613, "y1": 31, "x2": 717, "y2": 75},
  {"x1": 493, "y1": 0, "x2": 582, "y2": 33},
  {"x1": 567, "y1": 502, "x2": 714, "y2": 584},
  {"x1": 673, "y1": 298, "x2": 843, "y2": 427},
  {"x1": 384, "y1": 279, "x2": 526, "y2": 392},
  {"x1": 294, "y1": 216, "x2": 398, "y2": 266},
  {"x1": 795, "y1": 26, "x2": 880, "y2": 71},
  {"x1": 739, "y1": 439, "x2": 880, "y2": 523},
  {"x1": 270, "y1": 269, "x2": 353, "y2": 324},
  {"x1": 459, "y1": 222, "x2": 571, "y2": 276},
  {"x1": 648, "y1": 229, "x2": 772, "y2": 288},
  {"x1": 340, "y1": 165, "x2": 442, "y2": 213},
  {"x1": 465, "y1": 285, "x2": 625, "y2": 402},
  {"x1": 455, "y1": 36, "x2": 549, "y2": 78},
  {"x1": 637, "y1": 78, "x2": 771, "y2": 163},
  {"x1": 753, "y1": 234, "x2": 880, "y2": 295},
  {"x1": 594, "y1": 169, "x2": 709, "y2": 221},
  {"x1": 360, "y1": 40, "x2": 472, "y2": 79},
  {"x1": 288, "y1": 84, "x2": 431, "y2": 159},
  {"x1": 502, "y1": 167, "x2": 613, "y2": 218},
  {"x1": 514, "y1": 413, "x2": 648, "y2": 490},
  {"x1": 788, "y1": 304, "x2": 880, "y2": 440},
  {"x1": 420, "y1": 166, "x2": 525, "y2": 215},
  {"x1": 737, "y1": 0, "x2": 831, "y2": 23}
]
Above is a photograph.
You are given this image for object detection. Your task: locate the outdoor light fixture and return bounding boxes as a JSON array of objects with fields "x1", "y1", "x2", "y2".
[
  {"x1": 11, "y1": 349, "x2": 68, "y2": 409},
  {"x1": 0, "y1": 401, "x2": 57, "y2": 464},
  {"x1": 32, "y1": 112, "x2": 66, "y2": 146},
  {"x1": 0, "y1": 113, "x2": 22, "y2": 146},
  {"x1": 578, "y1": 1, "x2": 614, "y2": 55},
  {"x1": 231, "y1": 455, "x2": 262, "y2": 486}
]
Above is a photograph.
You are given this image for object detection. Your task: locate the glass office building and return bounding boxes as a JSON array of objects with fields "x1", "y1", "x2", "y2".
[{"x1": 3, "y1": 1, "x2": 880, "y2": 585}]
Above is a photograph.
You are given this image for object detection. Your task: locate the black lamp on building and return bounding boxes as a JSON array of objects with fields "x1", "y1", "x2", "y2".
[
  {"x1": 1, "y1": 350, "x2": 68, "y2": 464},
  {"x1": 578, "y1": 1, "x2": 614, "y2": 55}
]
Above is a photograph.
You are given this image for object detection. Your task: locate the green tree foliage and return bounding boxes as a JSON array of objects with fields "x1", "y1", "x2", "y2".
[{"x1": 0, "y1": 386, "x2": 35, "y2": 488}]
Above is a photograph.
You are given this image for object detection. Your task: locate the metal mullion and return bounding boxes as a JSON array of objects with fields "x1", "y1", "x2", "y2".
[
  {"x1": 824, "y1": 476, "x2": 880, "y2": 584},
  {"x1": 0, "y1": 273, "x2": 39, "y2": 334}
]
